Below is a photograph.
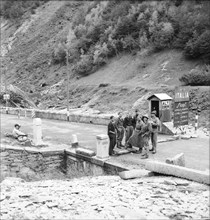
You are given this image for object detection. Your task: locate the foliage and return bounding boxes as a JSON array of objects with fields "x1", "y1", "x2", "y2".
[
  {"x1": 50, "y1": 0, "x2": 210, "y2": 76},
  {"x1": 184, "y1": 30, "x2": 210, "y2": 61},
  {"x1": 52, "y1": 42, "x2": 66, "y2": 64},
  {"x1": 73, "y1": 54, "x2": 94, "y2": 76},
  {"x1": 179, "y1": 65, "x2": 210, "y2": 86},
  {"x1": 0, "y1": 0, "x2": 47, "y2": 20}
]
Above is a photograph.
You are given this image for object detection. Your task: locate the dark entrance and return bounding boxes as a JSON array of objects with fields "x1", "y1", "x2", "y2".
[{"x1": 151, "y1": 100, "x2": 159, "y2": 118}]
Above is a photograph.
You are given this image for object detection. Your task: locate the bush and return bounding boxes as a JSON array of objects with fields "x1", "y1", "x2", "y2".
[
  {"x1": 179, "y1": 66, "x2": 210, "y2": 86},
  {"x1": 73, "y1": 54, "x2": 94, "y2": 76},
  {"x1": 184, "y1": 30, "x2": 210, "y2": 61},
  {"x1": 52, "y1": 43, "x2": 66, "y2": 64},
  {"x1": 0, "y1": 0, "x2": 45, "y2": 20},
  {"x1": 151, "y1": 22, "x2": 174, "y2": 50}
]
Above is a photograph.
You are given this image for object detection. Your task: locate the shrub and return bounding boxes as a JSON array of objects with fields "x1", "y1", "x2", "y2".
[
  {"x1": 184, "y1": 30, "x2": 210, "y2": 61},
  {"x1": 73, "y1": 54, "x2": 94, "y2": 76},
  {"x1": 151, "y1": 22, "x2": 174, "y2": 50},
  {"x1": 179, "y1": 66, "x2": 210, "y2": 86},
  {"x1": 52, "y1": 43, "x2": 66, "y2": 64}
]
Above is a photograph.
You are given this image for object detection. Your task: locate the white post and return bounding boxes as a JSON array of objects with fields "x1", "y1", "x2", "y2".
[
  {"x1": 71, "y1": 134, "x2": 78, "y2": 148},
  {"x1": 33, "y1": 118, "x2": 43, "y2": 146},
  {"x1": 96, "y1": 134, "x2": 109, "y2": 159},
  {"x1": 195, "y1": 113, "x2": 198, "y2": 134},
  {"x1": 17, "y1": 108, "x2": 20, "y2": 119}
]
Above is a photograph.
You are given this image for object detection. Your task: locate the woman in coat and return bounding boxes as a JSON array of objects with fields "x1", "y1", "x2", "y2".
[{"x1": 126, "y1": 114, "x2": 144, "y2": 153}]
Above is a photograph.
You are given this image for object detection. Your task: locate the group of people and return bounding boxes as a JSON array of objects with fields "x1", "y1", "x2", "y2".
[{"x1": 107, "y1": 109, "x2": 160, "y2": 159}]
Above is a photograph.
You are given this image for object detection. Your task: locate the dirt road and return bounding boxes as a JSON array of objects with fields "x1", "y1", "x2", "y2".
[{"x1": 1, "y1": 114, "x2": 209, "y2": 171}]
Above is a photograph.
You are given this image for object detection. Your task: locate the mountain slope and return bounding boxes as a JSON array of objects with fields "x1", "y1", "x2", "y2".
[{"x1": 0, "y1": 1, "x2": 209, "y2": 129}]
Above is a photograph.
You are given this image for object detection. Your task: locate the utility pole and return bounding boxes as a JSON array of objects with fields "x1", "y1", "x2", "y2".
[
  {"x1": 66, "y1": 49, "x2": 70, "y2": 121},
  {"x1": 5, "y1": 70, "x2": 8, "y2": 113}
]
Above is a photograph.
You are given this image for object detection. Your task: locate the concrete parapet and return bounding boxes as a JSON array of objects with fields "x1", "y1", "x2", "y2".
[
  {"x1": 119, "y1": 169, "x2": 154, "y2": 180},
  {"x1": 1, "y1": 107, "x2": 110, "y2": 125},
  {"x1": 145, "y1": 161, "x2": 210, "y2": 185},
  {"x1": 166, "y1": 153, "x2": 185, "y2": 167}
]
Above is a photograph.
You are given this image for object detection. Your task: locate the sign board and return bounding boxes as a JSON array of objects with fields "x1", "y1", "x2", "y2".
[
  {"x1": 3, "y1": 94, "x2": 10, "y2": 100},
  {"x1": 174, "y1": 101, "x2": 189, "y2": 127},
  {"x1": 162, "y1": 100, "x2": 170, "y2": 110},
  {"x1": 174, "y1": 87, "x2": 189, "y2": 127},
  {"x1": 175, "y1": 87, "x2": 189, "y2": 102}
]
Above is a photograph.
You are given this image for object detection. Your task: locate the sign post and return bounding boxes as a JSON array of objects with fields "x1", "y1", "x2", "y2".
[
  {"x1": 3, "y1": 93, "x2": 10, "y2": 114},
  {"x1": 174, "y1": 87, "x2": 189, "y2": 128}
]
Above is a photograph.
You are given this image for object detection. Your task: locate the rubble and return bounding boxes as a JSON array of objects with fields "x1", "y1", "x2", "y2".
[{"x1": 0, "y1": 176, "x2": 209, "y2": 220}]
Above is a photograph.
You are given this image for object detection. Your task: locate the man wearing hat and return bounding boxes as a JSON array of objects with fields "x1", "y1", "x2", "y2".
[
  {"x1": 141, "y1": 114, "x2": 151, "y2": 159},
  {"x1": 115, "y1": 112, "x2": 125, "y2": 148},
  {"x1": 123, "y1": 111, "x2": 134, "y2": 148},
  {"x1": 150, "y1": 110, "x2": 160, "y2": 154},
  {"x1": 12, "y1": 124, "x2": 28, "y2": 141},
  {"x1": 107, "y1": 116, "x2": 117, "y2": 156}
]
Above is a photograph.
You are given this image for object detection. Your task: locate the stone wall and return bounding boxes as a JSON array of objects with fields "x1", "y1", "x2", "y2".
[
  {"x1": 0, "y1": 146, "x2": 127, "y2": 182},
  {"x1": 0, "y1": 147, "x2": 64, "y2": 182},
  {"x1": 0, "y1": 107, "x2": 110, "y2": 125}
]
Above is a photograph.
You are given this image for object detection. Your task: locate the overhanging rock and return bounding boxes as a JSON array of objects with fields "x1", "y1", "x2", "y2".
[{"x1": 145, "y1": 161, "x2": 210, "y2": 185}]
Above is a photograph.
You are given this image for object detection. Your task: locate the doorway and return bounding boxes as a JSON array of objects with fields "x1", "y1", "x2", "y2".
[{"x1": 151, "y1": 100, "x2": 159, "y2": 118}]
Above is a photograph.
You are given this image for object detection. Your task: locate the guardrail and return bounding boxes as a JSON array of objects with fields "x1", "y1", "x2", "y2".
[{"x1": 0, "y1": 107, "x2": 110, "y2": 125}]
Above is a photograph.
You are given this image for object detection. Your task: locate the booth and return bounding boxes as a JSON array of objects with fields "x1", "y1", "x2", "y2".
[{"x1": 147, "y1": 93, "x2": 173, "y2": 123}]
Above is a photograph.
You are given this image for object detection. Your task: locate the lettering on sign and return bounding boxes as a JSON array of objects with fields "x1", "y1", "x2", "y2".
[
  {"x1": 174, "y1": 101, "x2": 189, "y2": 127},
  {"x1": 162, "y1": 101, "x2": 170, "y2": 110},
  {"x1": 175, "y1": 87, "x2": 189, "y2": 102}
]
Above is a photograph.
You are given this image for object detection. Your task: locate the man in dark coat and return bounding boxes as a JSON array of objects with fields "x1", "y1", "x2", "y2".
[
  {"x1": 123, "y1": 111, "x2": 134, "y2": 148},
  {"x1": 115, "y1": 112, "x2": 124, "y2": 148},
  {"x1": 150, "y1": 110, "x2": 160, "y2": 154},
  {"x1": 132, "y1": 109, "x2": 139, "y2": 128},
  {"x1": 107, "y1": 116, "x2": 117, "y2": 156}
]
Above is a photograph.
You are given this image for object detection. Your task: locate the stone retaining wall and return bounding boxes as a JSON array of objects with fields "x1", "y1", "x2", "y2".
[
  {"x1": 0, "y1": 146, "x2": 127, "y2": 182},
  {"x1": 0, "y1": 107, "x2": 110, "y2": 125}
]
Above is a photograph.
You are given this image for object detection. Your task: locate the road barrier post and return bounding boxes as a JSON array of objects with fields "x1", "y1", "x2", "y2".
[{"x1": 33, "y1": 118, "x2": 43, "y2": 146}]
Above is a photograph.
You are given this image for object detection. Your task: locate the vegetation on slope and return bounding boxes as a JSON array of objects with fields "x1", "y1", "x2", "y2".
[{"x1": 50, "y1": 0, "x2": 210, "y2": 85}]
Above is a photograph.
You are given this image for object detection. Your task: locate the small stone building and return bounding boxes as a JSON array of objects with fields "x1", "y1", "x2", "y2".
[{"x1": 147, "y1": 93, "x2": 173, "y2": 123}]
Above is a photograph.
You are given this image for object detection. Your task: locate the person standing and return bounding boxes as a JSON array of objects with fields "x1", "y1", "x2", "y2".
[
  {"x1": 141, "y1": 114, "x2": 151, "y2": 159},
  {"x1": 127, "y1": 114, "x2": 144, "y2": 153},
  {"x1": 123, "y1": 111, "x2": 134, "y2": 148},
  {"x1": 150, "y1": 110, "x2": 160, "y2": 154},
  {"x1": 107, "y1": 116, "x2": 117, "y2": 156},
  {"x1": 132, "y1": 109, "x2": 139, "y2": 128},
  {"x1": 115, "y1": 112, "x2": 125, "y2": 148}
]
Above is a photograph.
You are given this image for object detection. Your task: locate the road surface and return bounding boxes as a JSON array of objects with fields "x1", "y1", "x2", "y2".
[{"x1": 1, "y1": 114, "x2": 209, "y2": 170}]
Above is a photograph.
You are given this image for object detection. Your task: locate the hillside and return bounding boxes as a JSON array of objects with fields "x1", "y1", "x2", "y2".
[{"x1": 0, "y1": 1, "x2": 209, "y2": 127}]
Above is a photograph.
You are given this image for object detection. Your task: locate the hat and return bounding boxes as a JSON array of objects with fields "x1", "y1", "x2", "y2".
[
  {"x1": 151, "y1": 110, "x2": 157, "y2": 115},
  {"x1": 14, "y1": 124, "x2": 20, "y2": 128},
  {"x1": 142, "y1": 114, "x2": 149, "y2": 120}
]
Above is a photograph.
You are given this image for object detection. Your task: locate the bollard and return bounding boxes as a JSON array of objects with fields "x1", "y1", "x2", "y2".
[
  {"x1": 71, "y1": 134, "x2": 78, "y2": 148},
  {"x1": 195, "y1": 113, "x2": 198, "y2": 134},
  {"x1": 96, "y1": 134, "x2": 109, "y2": 159},
  {"x1": 67, "y1": 111, "x2": 70, "y2": 121},
  {"x1": 33, "y1": 118, "x2": 43, "y2": 146},
  {"x1": 17, "y1": 108, "x2": 20, "y2": 119}
]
